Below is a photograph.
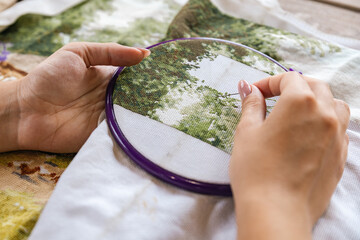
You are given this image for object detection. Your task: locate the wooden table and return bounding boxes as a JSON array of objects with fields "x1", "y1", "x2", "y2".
[{"x1": 279, "y1": 0, "x2": 360, "y2": 40}]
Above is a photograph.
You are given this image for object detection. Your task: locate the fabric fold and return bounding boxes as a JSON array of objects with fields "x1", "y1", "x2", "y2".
[{"x1": 0, "y1": 0, "x2": 86, "y2": 32}]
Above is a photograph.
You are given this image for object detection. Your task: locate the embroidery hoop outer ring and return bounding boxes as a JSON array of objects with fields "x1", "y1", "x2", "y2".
[{"x1": 105, "y1": 37, "x2": 289, "y2": 196}]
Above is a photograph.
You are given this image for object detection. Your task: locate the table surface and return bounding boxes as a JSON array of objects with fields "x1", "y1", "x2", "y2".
[
  {"x1": 279, "y1": 0, "x2": 360, "y2": 40},
  {"x1": 313, "y1": 0, "x2": 360, "y2": 11}
]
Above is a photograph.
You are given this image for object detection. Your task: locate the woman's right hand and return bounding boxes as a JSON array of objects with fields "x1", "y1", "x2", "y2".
[{"x1": 230, "y1": 72, "x2": 350, "y2": 239}]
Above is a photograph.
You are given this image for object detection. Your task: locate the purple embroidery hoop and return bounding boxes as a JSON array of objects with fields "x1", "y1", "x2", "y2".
[{"x1": 105, "y1": 37, "x2": 289, "y2": 196}]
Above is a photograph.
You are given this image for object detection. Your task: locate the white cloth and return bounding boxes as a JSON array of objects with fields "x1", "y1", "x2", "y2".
[
  {"x1": 314, "y1": 121, "x2": 360, "y2": 239},
  {"x1": 29, "y1": 0, "x2": 360, "y2": 239},
  {"x1": 28, "y1": 120, "x2": 360, "y2": 240},
  {"x1": 0, "y1": 0, "x2": 85, "y2": 32},
  {"x1": 29, "y1": 120, "x2": 237, "y2": 240}
]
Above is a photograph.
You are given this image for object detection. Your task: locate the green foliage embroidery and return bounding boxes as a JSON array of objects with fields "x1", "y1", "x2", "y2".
[
  {"x1": 166, "y1": 0, "x2": 341, "y2": 66},
  {"x1": 0, "y1": 0, "x2": 183, "y2": 56},
  {"x1": 0, "y1": 0, "x2": 113, "y2": 56},
  {"x1": 113, "y1": 39, "x2": 282, "y2": 153}
]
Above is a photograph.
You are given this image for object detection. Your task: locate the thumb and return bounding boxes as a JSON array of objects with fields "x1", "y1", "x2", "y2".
[
  {"x1": 238, "y1": 80, "x2": 266, "y2": 128},
  {"x1": 61, "y1": 42, "x2": 150, "y2": 67}
]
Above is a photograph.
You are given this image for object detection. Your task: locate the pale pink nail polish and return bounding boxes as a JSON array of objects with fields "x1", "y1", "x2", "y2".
[{"x1": 238, "y1": 80, "x2": 252, "y2": 101}]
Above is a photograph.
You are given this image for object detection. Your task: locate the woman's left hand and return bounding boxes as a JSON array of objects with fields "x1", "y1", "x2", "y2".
[{"x1": 2, "y1": 42, "x2": 149, "y2": 153}]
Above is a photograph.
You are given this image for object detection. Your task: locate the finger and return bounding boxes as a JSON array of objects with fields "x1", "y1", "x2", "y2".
[
  {"x1": 238, "y1": 80, "x2": 266, "y2": 128},
  {"x1": 61, "y1": 42, "x2": 150, "y2": 67},
  {"x1": 303, "y1": 76, "x2": 350, "y2": 133},
  {"x1": 334, "y1": 99, "x2": 351, "y2": 133},
  {"x1": 253, "y1": 72, "x2": 313, "y2": 98},
  {"x1": 303, "y1": 76, "x2": 334, "y2": 109}
]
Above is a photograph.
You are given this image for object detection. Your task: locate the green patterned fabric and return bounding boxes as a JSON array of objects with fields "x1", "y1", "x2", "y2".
[
  {"x1": 166, "y1": 0, "x2": 342, "y2": 66},
  {"x1": 0, "y1": 0, "x2": 182, "y2": 55}
]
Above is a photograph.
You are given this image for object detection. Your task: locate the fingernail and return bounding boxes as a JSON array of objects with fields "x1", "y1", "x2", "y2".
[
  {"x1": 137, "y1": 48, "x2": 151, "y2": 58},
  {"x1": 238, "y1": 80, "x2": 252, "y2": 101}
]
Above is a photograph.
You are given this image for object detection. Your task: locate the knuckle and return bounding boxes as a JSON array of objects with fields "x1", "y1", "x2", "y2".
[
  {"x1": 290, "y1": 93, "x2": 317, "y2": 110},
  {"x1": 244, "y1": 97, "x2": 261, "y2": 110},
  {"x1": 336, "y1": 99, "x2": 350, "y2": 116},
  {"x1": 62, "y1": 42, "x2": 80, "y2": 50},
  {"x1": 321, "y1": 114, "x2": 339, "y2": 131},
  {"x1": 302, "y1": 94, "x2": 317, "y2": 107}
]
